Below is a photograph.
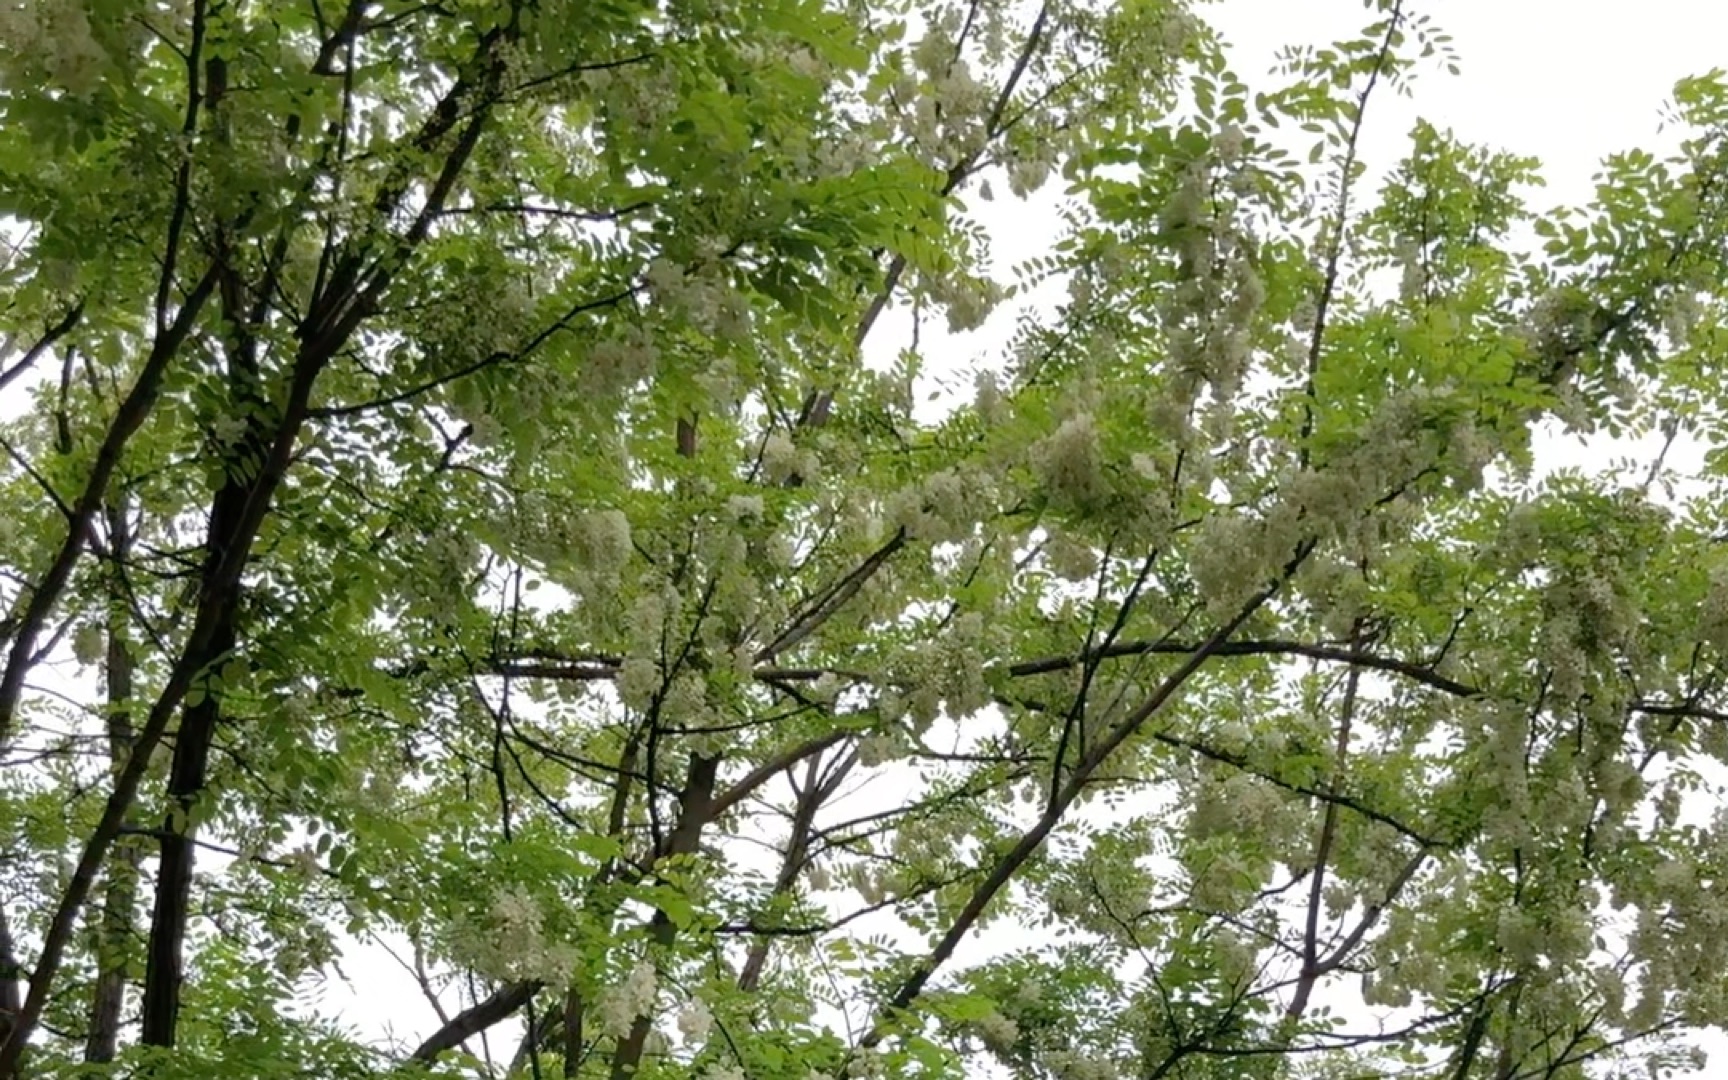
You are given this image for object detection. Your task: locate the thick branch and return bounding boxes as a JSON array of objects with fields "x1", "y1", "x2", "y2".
[
  {"x1": 0, "y1": 263, "x2": 217, "y2": 756},
  {"x1": 0, "y1": 302, "x2": 84, "y2": 396},
  {"x1": 409, "y1": 980, "x2": 541, "y2": 1064}
]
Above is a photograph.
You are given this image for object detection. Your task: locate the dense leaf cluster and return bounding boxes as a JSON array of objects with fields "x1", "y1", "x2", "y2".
[{"x1": 3, "y1": 1, "x2": 1728, "y2": 1079}]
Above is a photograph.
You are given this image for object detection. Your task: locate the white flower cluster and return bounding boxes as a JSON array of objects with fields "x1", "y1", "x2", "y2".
[
  {"x1": 1697, "y1": 563, "x2": 1728, "y2": 651},
  {"x1": 1538, "y1": 565, "x2": 1638, "y2": 702},
  {"x1": 588, "y1": 325, "x2": 660, "y2": 397},
  {"x1": 1661, "y1": 289, "x2": 1704, "y2": 348},
  {"x1": 413, "y1": 273, "x2": 537, "y2": 381},
  {"x1": 576, "y1": 509, "x2": 632, "y2": 578},
  {"x1": 845, "y1": 1047, "x2": 887, "y2": 1080},
  {"x1": 898, "y1": 611, "x2": 991, "y2": 727},
  {"x1": 71, "y1": 622, "x2": 104, "y2": 667},
  {"x1": 447, "y1": 884, "x2": 579, "y2": 985},
  {"x1": 597, "y1": 959, "x2": 659, "y2": 1038},
  {"x1": 974, "y1": 1010, "x2": 1020, "y2": 1052},
  {"x1": 897, "y1": 22, "x2": 994, "y2": 168},
  {"x1": 1213, "y1": 124, "x2": 1246, "y2": 164},
  {"x1": 1029, "y1": 412, "x2": 1106, "y2": 514},
  {"x1": 401, "y1": 528, "x2": 480, "y2": 615},
  {"x1": 1152, "y1": 158, "x2": 1268, "y2": 416},
  {"x1": 586, "y1": 62, "x2": 681, "y2": 137},
  {"x1": 1393, "y1": 236, "x2": 1428, "y2": 305},
  {"x1": 1188, "y1": 512, "x2": 1280, "y2": 616},
  {"x1": 855, "y1": 728, "x2": 906, "y2": 768},
  {"x1": 811, "y1": 131, "x2": 877, "y2": 180},
  {"x1": 735, "y1": 37, "x2": 830, "y2": 81},
  {"x1": 726, "y1": 493, "x2": 764, "y2": 521},
  {"x1": 616, "y1": 656, "x2": 662, "y2": 711},
  {"x1": 929, "y1": 272, "x2": 1007, "y2": 333},
  {"x1": 1186, "y1": 773, "x2": 1301, "y2": 861},
  {"x1": 646, "y1": 258, "x2": 750, "y2": 339},
  {"x1": 842, "y1": 859, "x2": 906, "y2": 907},
  {"x1": 973, "y1": 370, "x2": 1006, "y2": 424},
  {"x1": 676, "y1": 995, "x2": 713, "y2": 1042},
  {"x1": 1040, "y1": 1049, "x2": 1119, "y2": 1080},
  {"x1": 1209, "y1": 927, "x2": 1260, "y2": 989},
  {"x1": 762, "y1": 431, "x2": 820, "y2": 485},
  {"x1": 886, "y1": 465, "x2": 994, "y2": 544}
]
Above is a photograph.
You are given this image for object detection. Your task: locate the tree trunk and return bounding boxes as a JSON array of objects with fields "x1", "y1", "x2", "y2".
[{"x1": 85, "y1": 502, "x2": 140, "y2": 1063}]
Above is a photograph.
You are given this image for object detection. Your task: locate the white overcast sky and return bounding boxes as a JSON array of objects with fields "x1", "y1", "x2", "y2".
[
  {"x1": 284, "y1": 0, "x2": 1728, "y2": 1072},
  {"x1": 1210, "y1": 0, "x2": 1728, "y2": 211}
]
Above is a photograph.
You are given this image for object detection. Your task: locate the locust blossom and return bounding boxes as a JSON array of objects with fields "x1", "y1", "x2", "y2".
[
  {"x1": 598, "y1": 960, "x2": 659, "y2": 1037},
  {"x1": 588, "y1": 327, "x2": 659, "y2": 396},
  {"x1": 1041, "y1": 1049, "x2": 1119, "y2": 1080},
  {"x1": 1189, "y1": 512, "x2": 1266, "y2": 615},
  {"x1": 975, "y1": 1010, "x2": 1020, "y2": 1052},
  {"x1": 856, "y1": 731, "x2": 903, "y2": 768},
  {"x1": 616, "y1": 657, "x2": 662, "y2": 711},
  {"x1": 677, "y1": 996, "x2": 713, "y2": 1042},
  {"x1": 846, "y1": 1047, "x2": 887, "y2": 1079},
  {"x1": 888, "y1": 466, "x2": 992, "y2": 544},
  {"x1": 761, "y1": 432, "x2": 801, "y2": 484},
  {"x1": 572, "y1": 510, "x2": 632, "y2": 588},
  {"x1": 806, "y1": 860, "x2": 832, "y2": 891},
  {"x1": 1006, "y1": 145, "x2": 1056, "y2": 198},
  {"x1": 1030, "y1": 412, "x2": 1105, "y2": 512},
  {"x1": 1213, "y1": 124, "x2": 1245, "y2": 163},
  {"x1": 973, "y1": 370, "x2": 1006, "y2": 425},
  {"x1": 929, "y1": 271, "x2": 1006, "y2": 333}
]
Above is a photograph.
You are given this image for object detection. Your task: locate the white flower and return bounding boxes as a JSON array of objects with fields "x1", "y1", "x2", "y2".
[
  {"x1": 1030, "y1": 413, "x2": 1105, "y2": 509},
  {"x1": 576, "y1": 510, "x2": 632, "y2": 574},
  {"x1": 5, "y1": 0, "x2": 109, "y2": 98},
  {"x1": 616, "y1": 657, "x2": 662, "y2": 711},
  {"x1": 677, "y1": 996, "x2": 713, "y2": 1042},
  {"x1": 942, "y1": 276, "x2": 1003, "y2": 333},
  {"x1": 1214, "y1": 124, "x2": 1245, "y2": 162},
  {"x1": 1214, "y1": 720, "x2": 1251, "y2": 752},
  {"x1": 810, "y1": 671, "x2": 842, "y2": 704},
  {"x1": 727, "y1": 494, "x2": 764, "y2": 521},
  {"x1": 762, "y1": 432, "x2": 800, "y2": 483},
  {"x1": 598, "y1": 960, "x2": 659, "y2": 1037},
  {"x1": 211, "y1": 414, "x2": 251, "y2": 448},
  {"x1": 588, "y1": 327, "x2": 659, "y2": 395},
  {"x1": 1007, "y1": 151, "x2": 1053, "y2": 198},
  {"x1": 976, "y1": 1011, "x2": 1019, "y2": 1051}
]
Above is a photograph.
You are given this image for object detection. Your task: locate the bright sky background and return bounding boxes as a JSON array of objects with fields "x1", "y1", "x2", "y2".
[{"x1": 142, "y1": 0, "x2": 1728, "y2": 1073}]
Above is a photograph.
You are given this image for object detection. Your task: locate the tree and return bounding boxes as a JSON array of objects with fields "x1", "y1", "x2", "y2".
[{"x1": 3, "y1": 0, "x2": 1728, "y2": 1076}]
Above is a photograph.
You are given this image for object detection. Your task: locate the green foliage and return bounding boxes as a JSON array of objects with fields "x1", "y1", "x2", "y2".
[{"x1": 4, "y1": 1, "x2": 1728, "y2": 1079}]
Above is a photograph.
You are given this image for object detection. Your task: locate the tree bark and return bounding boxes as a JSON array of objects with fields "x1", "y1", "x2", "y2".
[{"x1": 85, "y1": 502, "x2": 140, "y2": 1063}]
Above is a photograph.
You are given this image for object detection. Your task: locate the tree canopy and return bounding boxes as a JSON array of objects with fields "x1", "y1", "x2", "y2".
[{"x1": 3, "y1": 0, "x2": 1728, "y2": 1078}]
